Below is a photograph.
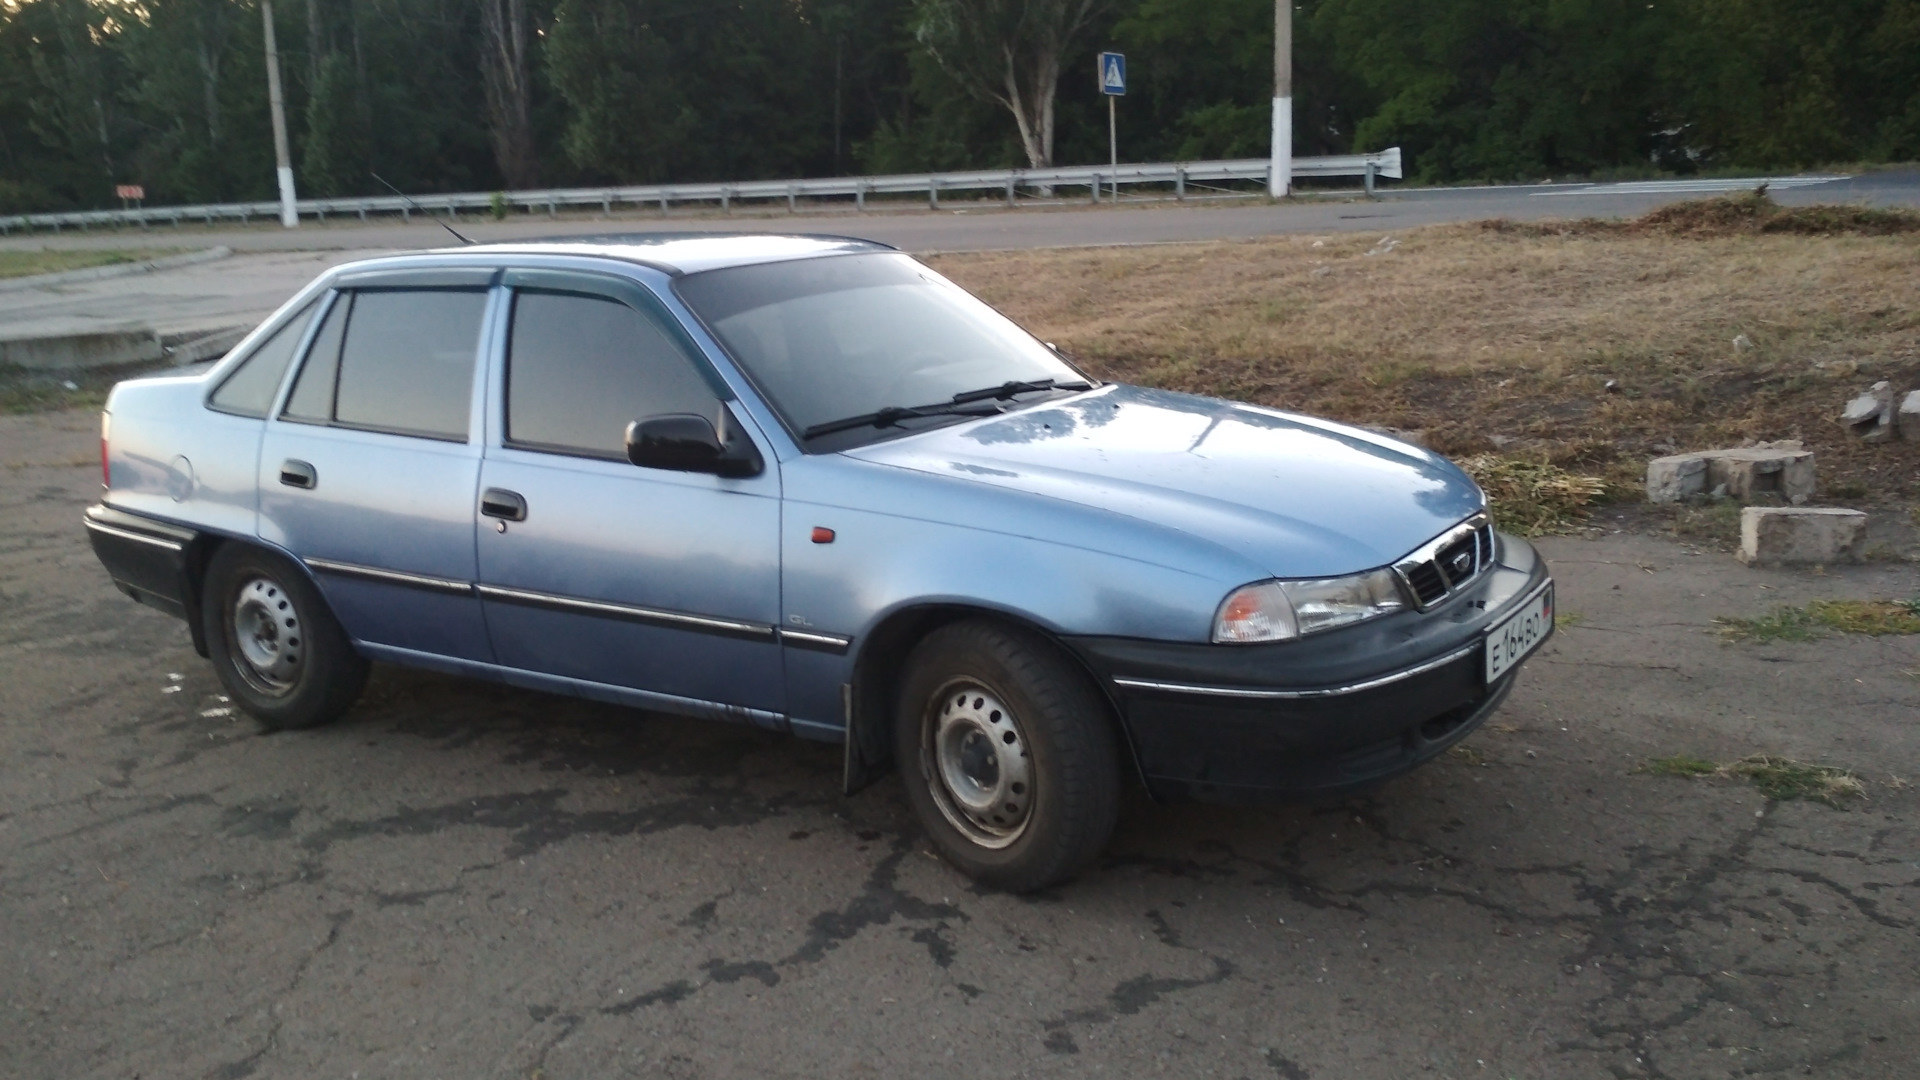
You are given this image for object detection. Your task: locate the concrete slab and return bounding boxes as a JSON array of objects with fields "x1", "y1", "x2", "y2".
[
  {"x1": 1645, "y1": 442, "x2": 1815, "y2": 505},
  {"x1": 0, "y1": 249, "x2": 371, "y2": 359},
  {"x1": 1738, "y1": 506, "x2": 1868, "y2": 565},
  {"x1": 0, "y1": 327, "x2": 162, "y2": 370}
]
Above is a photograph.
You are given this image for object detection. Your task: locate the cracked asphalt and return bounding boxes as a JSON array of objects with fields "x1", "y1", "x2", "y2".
[{"x1": 3, "y1": 409, "x2": 1917, "y2": 1080}]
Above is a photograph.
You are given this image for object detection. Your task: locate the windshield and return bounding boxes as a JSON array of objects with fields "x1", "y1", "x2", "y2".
[{"x1": 676, "y1": 253, "x2": 1084, "y2": 446}]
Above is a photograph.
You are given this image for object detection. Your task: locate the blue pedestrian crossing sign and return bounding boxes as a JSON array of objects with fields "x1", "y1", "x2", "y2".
[{"x1": 1099, "y1": 52, "x2": 1127, "y2": 96}]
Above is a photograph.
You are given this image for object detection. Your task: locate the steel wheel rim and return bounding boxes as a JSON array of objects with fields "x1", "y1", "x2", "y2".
[
  {"x1": 230, "y1": 576, "x2": 303, "y2": 695},
  {"x1": 922, "y1": 680, "x2": 1033, "y2": 849}
]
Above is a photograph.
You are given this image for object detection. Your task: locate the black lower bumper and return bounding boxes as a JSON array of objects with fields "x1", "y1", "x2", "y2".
[
  {"x1": 1068, "y1": 539, "x2": 1551, "y2": 803},
  {"x1": 84, "y1": 504, "x2": 206, "y2": 650}
]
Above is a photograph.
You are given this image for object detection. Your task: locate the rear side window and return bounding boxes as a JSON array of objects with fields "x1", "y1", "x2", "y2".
[
  {"x1": 207, "y1": 299, "x2": 317, "y2": 417},
  {"x1": 281, "y1": 288, "x2": 487, "y2": 441},
  {"x1": 506, "y1": 289, "x2": 718, "y2": 458}
]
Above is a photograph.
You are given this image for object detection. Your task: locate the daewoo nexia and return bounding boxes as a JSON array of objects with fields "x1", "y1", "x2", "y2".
[{"x1": 86, "y1": 235, "x2": 1553, "y2": 891}]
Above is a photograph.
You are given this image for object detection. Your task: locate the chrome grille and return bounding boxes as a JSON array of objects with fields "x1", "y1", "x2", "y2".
[{"x1": 1392, "y1": 513, "x2": 1496, "y2": 611}]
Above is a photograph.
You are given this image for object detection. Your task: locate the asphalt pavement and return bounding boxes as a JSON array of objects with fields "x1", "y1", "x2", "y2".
[
  {"x1": 5, "y1": 169, "x2": 1918, "y2": 259},
  {"x1": 7, "y1": 170, "x2": 1917, "y2": 358},
  {"x1": 3, "y1": 411, "x2": 1916, "y2": 1079}
]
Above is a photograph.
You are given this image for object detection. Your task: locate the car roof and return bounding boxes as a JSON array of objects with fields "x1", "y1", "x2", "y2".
[{"x1": 422, "y1": 232, "x2": 898, "y2": 276}]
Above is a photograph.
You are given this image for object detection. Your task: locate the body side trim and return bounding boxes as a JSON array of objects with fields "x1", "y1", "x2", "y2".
[
  {"x1": 83, "y1": 518, "x2": 185, "y2": 552},
  {"x1": 305, "y1": 557, "x2": 473, "y2": 596},
  {"x1": 777, "y1": 628, "x2": 853, "y2": 654},
  {"x1": 354, "y1": 641, "x2": 788, "y2": 729},
  {"x1": 473, "y1": 583, "x2": 777, "y2": 641}
]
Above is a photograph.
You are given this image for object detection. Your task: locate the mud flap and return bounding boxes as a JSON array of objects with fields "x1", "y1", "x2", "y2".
[{"x1": 841, "y1": 681, "x2": 895, "y2": 795}]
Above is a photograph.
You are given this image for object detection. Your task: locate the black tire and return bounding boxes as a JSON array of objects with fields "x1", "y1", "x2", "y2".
[
  {"x1": 201, "y1": 543, "x2": 368, "y2": 731},
  {"x1": 894, "y1": 619, "x2": 1122, "y2": 892}
]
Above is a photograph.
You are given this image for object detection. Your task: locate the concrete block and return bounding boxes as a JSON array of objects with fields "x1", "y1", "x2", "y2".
[
  {"x1": 1645, "y1": 441, "x2": 1816, "y2": 505},
  {"x1": 1900, "y1": 390, "x2": 1920, "y2": 443},
  {"x1": 1738, "y1": 507, "x2": 1868, "y2": 566},
  {"x1": 1646, "y1": 454, "x2": 1708, "y2": 503},
  {"x1": 1841, "y1": 381, "x2": 1895, "y2": 442},
  {"x1": 0, "y1": 329, "x2": 164, "y2": 371},
  {"x1": 1703, "y1": 445, "x2": 1816, "y2": 505}
]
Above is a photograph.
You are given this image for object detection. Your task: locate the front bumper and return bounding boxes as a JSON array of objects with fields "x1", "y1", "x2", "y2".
[{"x1": 1067, "y1": 533, "x2": 1552, "y2": 802}]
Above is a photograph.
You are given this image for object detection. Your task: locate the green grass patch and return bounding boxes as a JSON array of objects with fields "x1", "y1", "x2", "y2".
[
  {"x1": 1642, "y1": 754, "x2": 1867, "y2": 806},
  {"x1": 0, "y1": 362, "x2": 127, "y2": 414},
  {"x1": 0, "y1": 249, "x2": 179, "y2": 280},
  {"x1": 1458, "y1": 454, "x2": 1609, "y2": 536},
  {"x1": 1716, "y1": 598, "x2": 1920, "y2": 642},
  {"x1": 1667, "y1": 500, "x2": 1745, "y2": 545},
  {"x1": 1727, "y1": 756, "x2": 1868, "y2": 804}
]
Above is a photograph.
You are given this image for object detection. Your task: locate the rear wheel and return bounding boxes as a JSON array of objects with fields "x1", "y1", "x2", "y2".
[
  {"x1": 894, "y1": 620, "x2": 1121, "y2": 892},
  {"x1": 202, "y1": 544, "x2": 368, "y2": 731}
]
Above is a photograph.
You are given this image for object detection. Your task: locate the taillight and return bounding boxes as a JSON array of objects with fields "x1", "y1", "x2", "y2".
[{"x1": 100, "y1": 411, "x2": 111, "y2": 489}]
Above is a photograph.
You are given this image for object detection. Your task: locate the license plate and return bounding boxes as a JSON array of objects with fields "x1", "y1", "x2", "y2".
[{"x1": 1485, "y1": 584, "x2": 1553, "y2": 683}]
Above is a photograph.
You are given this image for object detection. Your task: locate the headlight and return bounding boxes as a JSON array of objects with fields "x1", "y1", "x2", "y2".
[{"x1": 1212, "y1": 568, "x2": 1407, "y2": 644}]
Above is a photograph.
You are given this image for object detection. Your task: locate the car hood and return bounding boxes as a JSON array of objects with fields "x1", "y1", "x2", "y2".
[{"x1": 845, "y1": 384, "x2": 1485, "y2": 580}]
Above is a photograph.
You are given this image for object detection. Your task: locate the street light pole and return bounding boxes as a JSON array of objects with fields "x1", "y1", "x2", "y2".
[
  {"x1": 261, "y1": 0, "x2": 299, "y2": 228},
  {"x1": 1270, "y1": 0, "x2": 1291, "y2": 198}
]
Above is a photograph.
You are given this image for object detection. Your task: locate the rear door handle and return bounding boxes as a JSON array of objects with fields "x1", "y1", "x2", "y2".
[
  {"x1": 279, "y1": 459, "x2": 316, "y2": 489},
  {"x1": 480, "y1": 488, "x2": 527, "y2": 521}
]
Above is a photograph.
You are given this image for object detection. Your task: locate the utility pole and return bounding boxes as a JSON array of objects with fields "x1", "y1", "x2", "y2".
[
  {"x1": 261, "y1": 0, "x2": 299, "y2": 228},
  {"x1": 1269, "y1": 0, "x2": 1291, "y2": 198}
]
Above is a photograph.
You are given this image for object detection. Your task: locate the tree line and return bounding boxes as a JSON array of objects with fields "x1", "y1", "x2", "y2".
[{"x1": 2, "y1": 0, "x2": 1916, "y2": 213}]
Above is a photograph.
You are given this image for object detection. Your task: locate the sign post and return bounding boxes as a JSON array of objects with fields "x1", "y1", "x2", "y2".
[
  {"x1": 1099, "y1": 51, "x2": 1126, "y2": 203},
  {"x1": 115, "y1": 185, "x2": 145, "y2": 212}
]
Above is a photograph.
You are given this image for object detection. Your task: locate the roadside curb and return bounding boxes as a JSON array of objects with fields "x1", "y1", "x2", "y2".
[{"x1": 0, "y1": 246, "x2": 233, "y2": 293}]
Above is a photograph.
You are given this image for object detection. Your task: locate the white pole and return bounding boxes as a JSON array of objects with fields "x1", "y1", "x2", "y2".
[
  {"x1": 261, "y1": 0, "x2": 299, "y2": 228},
  {"x1": 1270, "y1": 0, "x2": 1292, "y2": 198}
]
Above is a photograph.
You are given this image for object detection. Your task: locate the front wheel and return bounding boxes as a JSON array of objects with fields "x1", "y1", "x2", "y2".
[
  {"x1": 894, "y1": 620, "x2": 1121, "y2": 892},
  {"x1": 201, "y1": 544, "x2": 368, "y2": 731}
]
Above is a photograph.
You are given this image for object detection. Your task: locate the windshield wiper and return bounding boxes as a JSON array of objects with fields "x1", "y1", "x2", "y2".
[
  {"x1": 949, "y1": 378, "x2": 1093, "y2": 405},
  {"x1": 803, "y1": 400, "x2": 1006, "y2": 439}
]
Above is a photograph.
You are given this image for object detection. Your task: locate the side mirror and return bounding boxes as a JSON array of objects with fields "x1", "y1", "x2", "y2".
[{"x1": 625, "y1": 410, "x2": 763, "y2": 478}]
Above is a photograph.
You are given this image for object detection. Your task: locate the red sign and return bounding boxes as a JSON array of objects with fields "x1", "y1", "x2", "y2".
[{"x1": 115, "y1": 184, "x2": 145, "y2": 200}]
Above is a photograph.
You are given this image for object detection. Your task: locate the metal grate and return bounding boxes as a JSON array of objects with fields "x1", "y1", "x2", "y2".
[{"x1": 1393, "y1": 514, "x2": 1496, "y2": 611}]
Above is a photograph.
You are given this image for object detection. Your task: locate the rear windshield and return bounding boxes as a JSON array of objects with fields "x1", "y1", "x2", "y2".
[{"x1": 676, "y1": 253, "x2": 1080, "y2": 446}]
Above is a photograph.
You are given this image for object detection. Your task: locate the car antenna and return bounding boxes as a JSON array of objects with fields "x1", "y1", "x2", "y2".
[{"x1": 370, "y1": 172, "x2": 475, "y2": 245}]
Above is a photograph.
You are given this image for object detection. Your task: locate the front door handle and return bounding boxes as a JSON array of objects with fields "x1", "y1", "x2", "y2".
[
  {"x1": 480, "y1": 488, "x2": 527, "y2": 521},
  {"x1": 279, "y1": 459, "x2": 316, "y2": 489}
]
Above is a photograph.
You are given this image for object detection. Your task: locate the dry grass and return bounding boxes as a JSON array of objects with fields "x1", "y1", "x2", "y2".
[
  {"x1": 1456, "y1": 454, "x2": 1609, "y2": 535},
  {"x1": 929, "y1": 197, "x2": 1920, "y2": 500},
  {"x1": 1642, "y1": 753, "x2": 1867, "y2": 806},
  {"x1": 1490, "y1": 189, "x2": 1920, "y2": 239}
]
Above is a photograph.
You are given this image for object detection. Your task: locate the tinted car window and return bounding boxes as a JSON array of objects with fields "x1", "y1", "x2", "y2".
[
  {"x1": 506, "y1": 289, "x2": 718, "y2": 458},
  {"x1": 676, "y1": 253, "x2": 1078, "y2": 441},
  {"x1": 208, "y1": 299, "x2": 317, "y2": 417},
  {"x1": 332, "y1": 289, "x2": 486, "y2": 440},
  {"x1": 282, "y1": 293, "x2": 349, "y2": 424}
]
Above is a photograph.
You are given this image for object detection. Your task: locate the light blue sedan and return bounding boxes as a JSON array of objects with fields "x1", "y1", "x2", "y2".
[{"x1": 86, "y1": 234, "x2": 1553, "y2": 891}]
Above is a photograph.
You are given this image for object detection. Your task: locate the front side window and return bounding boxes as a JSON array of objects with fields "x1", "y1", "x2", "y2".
[
  {"x1": 675, "y1": 253, "x2": 1082, "y2": 448},
  {"x1": 505, "y1": 289, "x2": 718, "y2": 459},
  {"x1": 281, "y1": 288, "x2": 486, "y2": 440},
  {"x1": 207, "y1": 299, "x2": 318, "y2": 417}
]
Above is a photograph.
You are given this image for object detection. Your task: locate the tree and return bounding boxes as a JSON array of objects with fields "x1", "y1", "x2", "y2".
[
  {"x1": 479, "y1": 0, "x2": 538, "y2": 187},
  {"x1": 912, "y1": 0, "x2": 1104, "y2": 169}
]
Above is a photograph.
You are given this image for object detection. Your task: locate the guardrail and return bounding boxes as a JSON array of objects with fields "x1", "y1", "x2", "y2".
[{"x1": 0, "y1": 149, "x2": 1401, "y2": 235}]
